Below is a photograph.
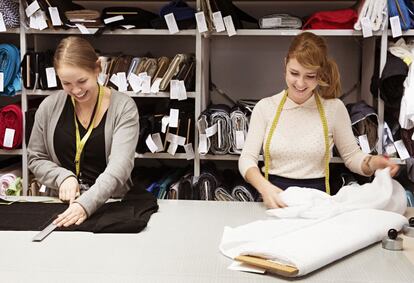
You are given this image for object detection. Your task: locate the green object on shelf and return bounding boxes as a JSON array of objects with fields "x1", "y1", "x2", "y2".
[{"x1": 6, "y1": 177, "x2": 22, "y2": 196}]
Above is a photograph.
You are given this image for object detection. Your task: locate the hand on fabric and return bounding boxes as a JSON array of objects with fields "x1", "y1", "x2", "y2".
[
  {"x1": 370, "y1": 155, "x2": 400, "y2": 177},
  {"x1": 59, "y1": 176, "x2": 80, "y2": 204},
  {"x1": 53, "y1": 202, "x2": 87, "y2": 227},
  {"x1": 261, "y1": 185, "x2": 287, "y2": 209}
]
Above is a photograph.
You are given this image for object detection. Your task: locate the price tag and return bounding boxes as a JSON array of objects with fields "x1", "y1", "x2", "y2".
[
  {"x1": 212, "y1": 11, "x2": 225, "y2": 32},
  {"x1": 25, "y1": 1, "x2": 40, "y2": 18},
  {"x1": 358, "y1": 134, "x2": 371, "y2": 154},
  {"x1": 0, "y1": 72, "x2": 4, "y2": 92},
  {"x1": 150, "y1": 78, "x2": 162, "y2": 93},
  {"x1": 195, "y1": 11, "x2": 208, "y2": 33},
  {"x1": 394, "y1": 140, "x2": 411, "y2": 160},
  {"x1": 170, "y1": 79, "x2": 180, "y2": 99},
  {"x1": 184, "y1": 143, "x2": 195, "y2": 160},
  {"x1": 39, "y1": 184, "x2": 47, "y2": 193},
  {"x1": 161, "y1": 116, "x2": 170, "y2": 133},
  {"x1": 169, "y1": 109, "x2": 179, "y2": 128},
  {"x1": 141, "y1": 75, "x2": 151, "y2": 93},
  {"x1": 104, "y1": 15, "x2": 124, "y2": 24},
  {"x1": 223, "y1": 16, "x2": 237, "y2": 37},
  {"x1": 0, "y1": 12, "x2": 7, "y2": 32},
  {"x1": 45, "y1": 67, "x2": 57, "y2": 88},
  {"x1": 128, "y1": 73, "x2": 143, "y2": 93},
  {"x1": 177, "y1": 80, "x2": 187, "y2": 101},
  {"x1": 198, "y1": 134, "x2": 208, "y2": 154},
  {"x1": 3, "y1": 128, "x2": 15, "y2": 148},
  {"x1": 167, "y1": 143, "x2": 178, "y2": 155},
  {"x1": 117, "y1": 72, "x2": 128, "y2": 92},
  {"x1": 145, "y1": 135, "x2": 158, "y2": 153},
  {"x1": 390, "y1": 16, "x2": 403, "y2": 38},
  {"x1": 151, "y1": 133, "x2": 164, "y2": 152},
  {"x1": 235, "y1": 131, "x2": 245, "y2": 150},
  {"x1": 48, "y1": 7, "x2": 62, "y2": 26},
  {"x1": 164, "y1": 13, "x2": 179, "y2": 34},
  {"x1": 75, "y1": 23, "x2": 90, "y2": 34},
  {"x1": 205, "y1": 123, "x2": 218, "y2": 137},
  {"x1": 361, "y1": 17, "x2": 373, "y2": 38}
]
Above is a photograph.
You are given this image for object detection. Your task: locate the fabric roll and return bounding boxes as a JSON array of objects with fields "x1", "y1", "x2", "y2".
[
  {"x1": 0, "y1": 104, "x2": 23, "y2": 149},
  {"x1": 0, "y1": 44, "x2": 21, "y2": 96},
  {"x1": 354, "y1": 0, "x2": 387, "y2": 31},
  {"x1": 196, "y1": 165, "x2": 222, "y2": 200},
  {"x1": 231, "y1": 183, "x2": 258, "y2": 202},
  {"x1": 214, "y1": 186, "x2": 235, "y2": 201},
  {"x1": 210, "y1": 105, "x2": 232, "y2": 155},
  {"x1": 197, "y1": 111, "x2": 211, "y2": 155},
  {"x1": 229, "y1": 106, "x2": 249, "y2": 154},
  {"x1": 0, "y1": 173, "x2": 16, "y2": 196},
  {"x1": 177, "y1": 173, "x2": 195, "y2": 200}
]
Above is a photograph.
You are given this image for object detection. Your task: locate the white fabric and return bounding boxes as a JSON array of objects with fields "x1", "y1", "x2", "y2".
[
  {"x1": 354, "y1": 0, "x2": 387, "y2": 31},
  {"x1": 400, "y1": 60, "x2": 414, "y2": 129},
  {"x1": 388, "y1": 38, "x2": 414, "y2": 63},
  {"x1": 220, "y1": 169, "x2": 408, "y2": 276},
  {"x1": 267, "y1": 168, "x2": 407, "y2": 219}
]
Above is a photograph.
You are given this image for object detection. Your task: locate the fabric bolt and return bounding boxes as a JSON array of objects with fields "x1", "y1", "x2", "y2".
[
  {"x1": 197, "y1": 112, "x2": 211, "y2": 155},
  {"x1": 303, "y1": 8, "x2": 358, "y2": 29},
  {"x1": 196, "y1": 166, "x2": 222, "y2": 201},
  {"x1": 220, "y1": 168, "x2": 408, "y2": 277},
  {"x1": 0, "y1": 104, "x2": 23, "y2": 149},
  {"x1": 0, "y1": 43, "x2": 21, "y2": 96},
  {"x1": 210, "y1": 105, "x2": 232, "y2": 155},
  {"x1": 231, "y1": 183, "x2": 258, "y2": 202},
  {"x1": 0, "y1": 188, "x2": 158, "y2": 233},
  {"x1": 387, "y1": 0, "x2": 414, "y2": 30},
  {"x1": 0, "y1": 173, "x2": 17, "y2": 196},
  {"x1": 177, "y1": 173, "x2": 194, "y2": 200},
  {"x1": 214, "y1": 186, "x2": 235, "y2": 201},
  {"x1": 354, "y1": 0, "x2": 387, "y2": 31},
  {"x1": 229, "y1": 106, "x2": 249, "y2": 154}
]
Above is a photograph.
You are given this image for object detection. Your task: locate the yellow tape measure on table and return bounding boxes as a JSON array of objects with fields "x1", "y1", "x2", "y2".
[
  {"x1": 71, "y1": 85, "x2": 104, "y2": 177},
  {"x1": 263, "y1": 91, "x2": 331, "y2": 195}
]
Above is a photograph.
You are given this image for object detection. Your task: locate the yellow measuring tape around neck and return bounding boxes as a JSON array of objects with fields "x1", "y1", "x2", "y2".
[
  {"x1": 264, "y1": 91, "x2": 331, "y2": 195},
  {"x1": 71, "y1": 85, "x2": 104, "y2": 177}
]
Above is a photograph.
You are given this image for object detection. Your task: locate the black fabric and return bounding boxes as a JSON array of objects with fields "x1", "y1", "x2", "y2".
[
  {"x1": 269, "y1": 174, "x2": 326, "y2": 192},
  {"x1": 101, "y1": 7, "x2": 158, "y2": 29},
  {"x1": 0, "y1": 188, "x2": 158, "y2": 233},
  {"x1": 54, "y1": 97, "x2": 107, "y2": 186}
]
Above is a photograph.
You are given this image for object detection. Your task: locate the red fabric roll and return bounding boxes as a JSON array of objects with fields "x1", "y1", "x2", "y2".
[
  {"x1": 303, "y1": 9, "x2": 358, "y2": 30},
  {"x1": 0, "y1": 104, "x2": 23, "y2": 149}
]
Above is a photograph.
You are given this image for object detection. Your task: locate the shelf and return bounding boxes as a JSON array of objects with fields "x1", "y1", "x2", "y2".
[
  {"x1": 26, "y1": 28, "x2": 197, "y2": 36},
  {"x1": 25, "y1": 90, "x2": 196, "y2": 98},
  {"x1": 389, "y1": 29, "x2": 414, "y2": 36},
  {"x1": 0, "y1": 149, "x2": 23, "y2": 155},
  {"x1": 212, "y1": 29, "x2": 383, "y2": 37},
  {"x1": 0, "y1": 28, "x2": 20, "y2": 34},
  {"x1": 135, "y1": 152, "x2": 189, "y2": 159}
]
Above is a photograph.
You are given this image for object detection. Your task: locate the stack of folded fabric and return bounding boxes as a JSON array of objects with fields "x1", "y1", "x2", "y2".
[
  {"x1": 0, "y1": 44, "x2": 21, "y2": 96},
  {"x1": 0, "y1": 104, "x2": 23, "y2": 149},
  {"x1": 0, "y1": 173, "x2": 21, "y2": 196}
]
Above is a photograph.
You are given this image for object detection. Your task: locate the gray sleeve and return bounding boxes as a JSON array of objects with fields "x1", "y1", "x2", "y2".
[
  {"x1": 27, "y1": 98, "x2": 76, "y2": 190},
  {"x1": 75, "y1": 98, "x2": 139, "y2": 216}
]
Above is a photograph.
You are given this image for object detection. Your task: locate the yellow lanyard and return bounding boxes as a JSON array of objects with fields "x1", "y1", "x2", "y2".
[
  {"x1": 71, "y1": 85, "x2": 104, "y2": 177},
  {"x1": 264, "y1": 91, "x2": 331, "y2": 195}
]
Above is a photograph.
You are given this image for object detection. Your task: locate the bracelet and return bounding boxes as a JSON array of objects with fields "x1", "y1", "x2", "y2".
[{"x1": 365, "y1": 155, "x2": 374, "y2": 175}]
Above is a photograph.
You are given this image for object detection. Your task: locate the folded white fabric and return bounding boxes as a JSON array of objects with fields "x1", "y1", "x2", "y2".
[
  {"x1": 220, "y1": 168, "x2": 408, "y2": 276},
  {"x1": 267, "y1": 168, "x2": 407, "y2": 219},
  {"x1": 354, "y1": 0, "x2": 387, "y2": 32},
  {"x1": 221, "y1": 209, "x2": 407, "y2": 276}
]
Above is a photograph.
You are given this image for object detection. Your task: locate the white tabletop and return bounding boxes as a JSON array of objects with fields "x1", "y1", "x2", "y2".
[{"x1": 0, "y1": 200, "x2": 413, "y2": 283}]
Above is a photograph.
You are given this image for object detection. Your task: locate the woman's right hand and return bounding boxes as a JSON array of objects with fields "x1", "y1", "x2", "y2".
[
  {"x1": 59, "y1": 176, "x2": 80, "y2": 204},
  {"x1": 261, "y1": 185, "x2": 287, "y2": 209}
]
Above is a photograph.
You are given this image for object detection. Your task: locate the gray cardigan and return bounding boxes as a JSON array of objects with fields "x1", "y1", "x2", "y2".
[{"x1": 28, "y1": 89, "x2": 139, "y2": 216}]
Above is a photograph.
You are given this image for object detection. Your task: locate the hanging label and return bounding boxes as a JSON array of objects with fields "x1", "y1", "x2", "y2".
[
  {"x1": 75, "y1": 23, "x2": 90, "y2": 34},
  {"x1": 169, "y1": 109, "x2": 179, "y2": 128},
  {"x1": 198, "y1": 134, "x2": 208, "y2": 154},
  {"x1": 151, "y1": 133, "x2": 164, "y2": 152},
  {"x1": 177, "y1": 80, "x2": 187, "y2": 101},
  {"x1": 223, "y1": 16, "x2": 237, "y2": 37},
  {"x1": 117, "y1": 72, "x2": 128, "y2": 92},
  {"x1": 29, "y1": 15, "x2": 38, "y2": 29},
  {"x1": 0, "y1": 13, "x2": 6, "y2": 32},
  {"x1": 98, "y1": 73, "x2": 107, "y2": 85},
  {"x1": 121, "y1": 25, "x2": 135, "y2": 30},
  {"x1": 39, "y1": 184, "x2": 47, "y2": 193},
  {"x1": 128, "y1": 73, "x2": 143, "y2": 93},
  {"x1": 212, "y1": 11, "x2": 225, "y2": 32},
  {"x1": 150, "y1": 78, "x2": 162, "y2": 93},
  {"x1": 110, "y1": 73, "x2": 119, "y2": 88},
  {"x1": 235, "y1": 130, "x2": 245, "y2": 149},
  {"x1": 361, "y1": 17, "x2": 373, "y2": 38},
  {"x1": 3, "y1": 128, "x2": 15, "y2": 148},
  {"x1": 164, "y1": 13, "x2": 179, "y2": 34},
  {"x1": 358, "y1": 134, "x2": 371, "y2": 154},
  {"x1": 195, "y1": 11, "x2": 208, "y2": 33},
  {"x1": 166, "y1": 133, "x2": 186, "y2": 146},
  {"x1": 45, "y1": 67, "x2": 57, "y2": 88},
  {"x1": 170, "y1": 79, "x2": 180, "y2": 99},
  {"x1": 161, "y1": 116, "x2": 170, "y2": 133},
  {"x1": 25, "y1": 1, "x2": 40, "y2": 18},
  {"x1": 261, "y1": 17, "x2": 282, "y2": 28},
  {"x1": 48, "y1": 7, "x2": 62, "y2": 26},
  {"x1": 385, "y1": 143, "x2": 397, "y2": 156},
  {"x1": 146, "y1": 135, "x2": 159, "y2": 153},
  {"x1": 36, "y1": 13, "x2": 48, "y2": 30},
  {"x1": 205, "y1": 123, "x2": 218, "y2": 137},
  {"x1": 141, "y1": 75, "x2": 151, "y2": 93},
  {"x1": 0, "y1": 72, "x2": 4, "y2": 92},
  {"x1": 394, "y1": 140, "x2": 411, "y2": 160},
  {"x1": 104, "y1": 15, "x2": 124, "y2": 24},
  {"x1": 390, "y1": 16, "x2": 403, "y2": 38},
  {"x1": 184, "y1": 143, "x2": 195, "y2": 160},
  {"x1": 167, "y1": 143, "x2": 178, "y2": 155}
]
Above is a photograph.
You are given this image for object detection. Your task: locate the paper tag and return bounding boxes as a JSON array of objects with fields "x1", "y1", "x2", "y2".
[
  {"x1": 164, "y1": 13, "x2": 179, "y2": 34},
  {"x1": 358, "y1": 134, "x2": 371, "y2": 154},
  {"x1": 235, "y1": 131, "x2": 245, "y2": 150},
  {"x1": 3, "y1": 128, "x2": 15, "y2": 148},
  {"x1": 117, "y1": 72, "x2": 128, "y2": 92},
  {"x1": 145, "y1": 135, "x2": 159, "y2": 153},
  {"x1": 138, "y1": 72, "x2": 148, "y2": 78},
  {"x1": 169, "y1": 109, "x2": 179, "y2": 128},
  {"x1": 39, "y1": 184, "x2": 47, "y2": 193},
  {"x1": 177, "y1": 80, "x2": 187, "y2": 101},
  {"x1": 150, "y1": 77, "x2": 162, "y2": 93},
  {"x1": 98, "y1": 73, "x2": 107, "y2": 85},
  {"x1": 29, "y1": 15, "x2": 38, "y2": 29},
  {"x1": 212, "y1": 11, "x2": 225, "y2": 32},
  {"x1": 262, "y1": 17, "x2": 282, "y2": 27},
  {"x1": 75, "y1": 23, "x2": 90, "y2": 34},
  {"x1": 184, "y1": 143, "x2": 195, "y2": 160},
  {"x1": 151, "y1": 133, "x2": 164, "y2": 152},
  {"x1": 198, "y1": 134, "x2": 208, "y2": 154},
  {"x1": 223, "y1": 16, "x2": 237, "y2": 37},
  {"x1": 166, "y1": 133, "x2": 186, "y2": 146},
  {"x1": 195, "y1": 11, "x2": 208, "y2": 33},
  {"x1": 385, "y1": 143, "x2": 397, "y2": 156},
  {"x1": 48, "y1": 7, "x2": 62, "y2": 26},
  {"x1": 0, "y1": 72, "x2": 3, "y2": 92},
  {"x1": 205, "y1": 123, "x2": 218, "y2": 137},
  {"x1": 394, "y1": 140, "x2": 411, "y2": 160},
  {"x1": 25, "y1": 0, "x2": 40, "y2": 18},
  {"x1": 170, "y1": 79, "x2": 180, "y2": 99},
  {"x1": 161, "y1": 116, "x2": 170, "y2": 133},
  {"x1": 36, "y1": 13, "x2": 48, "y2": 30},
  {"x1": 128, "y1": 73, "x2": 143, "y2": 93},
  {"x1": 141, "y1": 75, "x2": 151, "y2": 93},
  {"x1": 45, "y1": 67, "x2": 57, "y2": 88},
  {"x1": 110, "y1": 73, "x2": 119, "y2": 87},
  {"x1": 121, "y1": 25, "x2": 135, "y2": 30},
  {"x1": 390, "y1": 16, "x2": 403, "y2": 38},
  {"x1": 167, "y1": 143, "x2": 178, "y2": 155},
  {"x1": 104, "y1": 15, "x2": 124, "y2": 24},
  {"x1": 361, "y1": 17, "x2": 373, "y2": 38},
  {"x1": 0, "y1": 13, "x2": 6, "y2": 32}
]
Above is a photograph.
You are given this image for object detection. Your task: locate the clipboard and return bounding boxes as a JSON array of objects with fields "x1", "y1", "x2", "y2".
[{"x1": 235, "y1": 255, "x2": 299, "y2": 277}]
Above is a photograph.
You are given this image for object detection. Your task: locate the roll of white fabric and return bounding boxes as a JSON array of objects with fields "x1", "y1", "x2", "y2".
[
  {"x1": 354, "y1": 0, "x2": 387, "y2": 32},
  {"x1": 0, "y1": 173, "x2": 17, "y2": 196}
]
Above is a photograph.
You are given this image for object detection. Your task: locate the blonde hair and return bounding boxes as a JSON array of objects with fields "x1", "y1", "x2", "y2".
[
  {"x1": 54, "y1": 36, "x2": 99, "y2": 72},
  {"x1": 286, "y1": 32, "x2": 341, "y2": 99}
]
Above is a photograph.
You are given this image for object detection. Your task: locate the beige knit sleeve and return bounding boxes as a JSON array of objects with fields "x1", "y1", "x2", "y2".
[
  {"x1": 239, "y1": 99, "x2": 268, "y2": 179},
  {"x1": 332, "y1": 100, "x2": 369, "y2": 175}
]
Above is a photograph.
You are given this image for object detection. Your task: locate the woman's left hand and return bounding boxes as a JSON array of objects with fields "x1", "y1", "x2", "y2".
[
  {"x1": 370, "y1": 155, "x2": 400, "y2": 177},
  {"x1": 53, "y1": 203, "x2": 87, "y2": 227}
]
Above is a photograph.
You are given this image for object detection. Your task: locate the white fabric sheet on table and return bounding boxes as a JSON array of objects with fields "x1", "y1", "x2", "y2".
[{"x1": 220, "y1": 169, "x2": 408, "y2": 276}]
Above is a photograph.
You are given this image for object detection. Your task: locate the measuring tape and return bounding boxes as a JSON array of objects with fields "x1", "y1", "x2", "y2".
[{"x1": 264, "y1": 91, "x2": 331, "y2": 195}]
